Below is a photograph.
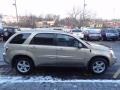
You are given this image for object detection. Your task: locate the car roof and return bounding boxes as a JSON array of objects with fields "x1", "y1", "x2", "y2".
[
  {"x1": 3, "y1": 27, "x2": 18, "y2": 29},
  {"x1": 19, "y1": 29, "x2": 69, "y2": 35}
]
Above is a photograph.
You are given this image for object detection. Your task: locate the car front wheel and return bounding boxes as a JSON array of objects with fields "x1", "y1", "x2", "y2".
[{"x1": 88, "y1": 58, "x2": 108, "y2": 74}]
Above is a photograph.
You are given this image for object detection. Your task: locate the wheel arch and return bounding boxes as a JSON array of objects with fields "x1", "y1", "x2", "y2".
[
  {"x1": 88, "y1": 56, "x2": 110, "y2": 67},
  {"x1": 11, "y1": 55, "x2": 35, "y2": 68}
]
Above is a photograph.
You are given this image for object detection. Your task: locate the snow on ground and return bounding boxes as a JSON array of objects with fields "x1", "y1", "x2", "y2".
[
  {"x1": 0, "y1": 76, "x2": 61, "y2": 83},
  {"x1": 0, "y1": 76, "x2": 120, "y2": 83}
]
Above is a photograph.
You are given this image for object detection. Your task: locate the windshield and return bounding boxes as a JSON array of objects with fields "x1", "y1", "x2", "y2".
[
  {"x1": 72, "y1": 29, "x2": 82, "y2": 32},
  {"x1": 106, "y1": 30, "x2": 118, "y2": 33},
  {"x1": 88, "y1": 30, "x2": 101, "y2": 34}
]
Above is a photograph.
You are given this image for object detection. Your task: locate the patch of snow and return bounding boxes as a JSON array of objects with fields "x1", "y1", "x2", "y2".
[{"x1": 0, "y1": 76, "x2": 120, "y2": 83}]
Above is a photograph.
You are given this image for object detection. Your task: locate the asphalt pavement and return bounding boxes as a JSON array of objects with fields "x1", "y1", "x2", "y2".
[
  {"x1": 0, "y1": 78, "x2": 120, "y2": 90},
  {"x1": 0, "y1": 41, "x2": 120, "y2": 79}
]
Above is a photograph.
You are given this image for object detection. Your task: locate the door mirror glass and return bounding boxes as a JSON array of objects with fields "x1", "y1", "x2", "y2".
[
  {"x1": 78, "y1": 43, "x2": 83, "y2": 48},
  {"x1": 74, "y1": 41, "x2": 82, "y2": 48}
]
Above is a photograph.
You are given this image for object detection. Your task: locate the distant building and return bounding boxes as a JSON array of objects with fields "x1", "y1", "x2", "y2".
[
  {"x1": 87, "y1": 19, "x2": 120, "y2": 28},
  {"x1": 35, "y1": 21, "x2": 55, "y2": 28},
  {"x1": 88, "y1": 20, "x2": 103, "y2": 28},
  {"x1": 2, "y1": 15, "x2": 17, "y2": 24},
  {"x1": 103, "y1": 21, "x2": 120, "y2": 28}
]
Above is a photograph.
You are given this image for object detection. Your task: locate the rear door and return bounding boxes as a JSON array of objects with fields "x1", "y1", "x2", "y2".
[{"x1": 29, "y1": 33, "x2": 57, "y2": 66}]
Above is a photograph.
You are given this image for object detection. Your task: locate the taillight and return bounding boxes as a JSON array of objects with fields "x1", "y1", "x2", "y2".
[{"x1": 5, "y1": 47, "x2": 8, "y2": 52}]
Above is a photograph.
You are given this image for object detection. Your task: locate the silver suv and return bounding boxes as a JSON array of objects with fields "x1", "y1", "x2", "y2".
[{"x1": 3, "y1": 29, "x2": 116, "y2": 75}]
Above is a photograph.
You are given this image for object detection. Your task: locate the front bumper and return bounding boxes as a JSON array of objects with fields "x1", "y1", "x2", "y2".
[
  {"x1": 89, "y1": 36, "x2": 101, "y2": 40},
  {"x1": 110, "y1": 57, "x2": 117, "y2": 66},
  {"x1": 107, "y1": 36, "x2": 118, "y2": 39}
]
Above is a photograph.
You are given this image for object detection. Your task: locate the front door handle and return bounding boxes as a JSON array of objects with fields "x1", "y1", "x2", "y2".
[{"x1": 58, "y1": 48, "x2": 64, "y2": 51}]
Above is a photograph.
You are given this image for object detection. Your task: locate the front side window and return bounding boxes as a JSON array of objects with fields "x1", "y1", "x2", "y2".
[
  {"x1": 56, "y1": 34, "x2": 79, "y2": 47},
  {"x1": 30, "y1": 33, "x2": 55, "y2": 45},
  {"x1": 10, "y1": 33, "x2": 31, "y2": 44}
]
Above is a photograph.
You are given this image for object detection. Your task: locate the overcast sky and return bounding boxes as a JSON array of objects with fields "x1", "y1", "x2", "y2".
[{"x1": 0, "y1": 0, "x2": 120, "y2": 19}]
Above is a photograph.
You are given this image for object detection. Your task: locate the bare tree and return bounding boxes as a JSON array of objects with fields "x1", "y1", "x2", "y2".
[
  {"x1": 67, "y1": 7, "x2": 96, "y2": 28},
  {"x1": 37, "y1": 15, "x2": 44, "y2": 21},
  {"x1": 18, "y1": 15, "x2": 37, "y2": 28},
  {"x1": 45, "y1": 14, "x2": 54, "y2": 21},
  {"x1": 67, "y1": 7, "x2": 82, "y2": 28},
  {"x1": 68, "y1": 7, "x2": 81, "y2": 20}
]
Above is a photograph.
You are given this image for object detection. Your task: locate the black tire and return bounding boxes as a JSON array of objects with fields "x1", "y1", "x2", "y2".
[
  {"x1": 102, "y1": 37, "x2": 107, "y2": 41},
  {"x1": 85, "y1": 36, "x2": 89, "y2": 41},
  {"x1": 112, "y1": 38, "x2": 117, "y2": 41},
  {"x1": 99, "y1": 37, "x2": 102, "y2": 41},
  {"x1": 88, "y1": 58, "x2": 108, "y2": 75},
  {"x1": 3, "y1": 37, "x2": 7, "y2": 41},
  {"x1": 14, "y1": 57, "x2": 34, "y2": 75},
  {"x1": 97, "y1": 38, "x2": 101, "y2": 41}
]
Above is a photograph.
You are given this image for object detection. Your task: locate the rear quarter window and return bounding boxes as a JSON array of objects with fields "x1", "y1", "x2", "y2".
[{"x1": 10, "y1": 33, "x2": 31, "y2": 44}]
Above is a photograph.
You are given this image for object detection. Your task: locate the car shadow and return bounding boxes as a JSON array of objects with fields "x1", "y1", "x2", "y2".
[
  {"x1": 2, "y1": 65, "x2": 116, "y2": 80},
  {"x1": 26, "y1": 67, "x2": 114, "y2": 80}
]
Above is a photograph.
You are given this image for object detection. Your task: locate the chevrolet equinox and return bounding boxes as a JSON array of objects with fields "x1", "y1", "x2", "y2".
[{"x1": 3, "y1": 29, "x2": 117, "y2": 75}]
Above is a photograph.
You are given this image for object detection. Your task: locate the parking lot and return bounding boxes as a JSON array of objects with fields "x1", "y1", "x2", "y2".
[{"x1": 0, "y1": 41, "x2": 120, "y2": 79}]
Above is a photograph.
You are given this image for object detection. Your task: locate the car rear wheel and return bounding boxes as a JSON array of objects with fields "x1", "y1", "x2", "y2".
[
  {"x1": 84, "y1": 36, "x2": 88, "y2": 41},
  {"x1": 15, "y1": 57, "x2": 34, "y2": 75},
  {"x1": 88, "y1": 58, "x2": 108, "y2": 74},
  {"x1": 112, "y1": 38, "x2": 117, "y2": 41},
  {"x1": 102, "y1": 37, "x2": 107, "y2": 41}
]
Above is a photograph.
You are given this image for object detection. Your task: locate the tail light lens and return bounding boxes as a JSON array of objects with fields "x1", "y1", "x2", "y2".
[{"x1": 5, "y1": 47, "x2": 8, "y2": 53}]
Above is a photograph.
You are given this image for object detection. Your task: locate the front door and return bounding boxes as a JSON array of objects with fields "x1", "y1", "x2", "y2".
[{"x1": 56, "y1": 34, "x2": 90, "y2": 67}]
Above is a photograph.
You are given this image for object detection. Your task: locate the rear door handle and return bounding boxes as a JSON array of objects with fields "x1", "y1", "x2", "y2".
[{"x1": 31, "y1": 46, "x2": 36, "y2": 49}]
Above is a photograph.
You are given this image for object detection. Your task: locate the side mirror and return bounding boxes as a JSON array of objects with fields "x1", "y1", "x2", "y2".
[
  {"x1": 78, "y1": 43, "x2": 83, "y2": 48},
  {"x1": 74, "y1": 42, "x2": 82, "y2": 48}
]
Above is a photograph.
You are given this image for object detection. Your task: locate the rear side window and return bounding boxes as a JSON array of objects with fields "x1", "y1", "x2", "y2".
[
  {"x1": 30, "y1": 33, "x2": 55, "y2": 46},
  {"x1": 10, "y1": 33, "x2": 31, "y2": 44}
]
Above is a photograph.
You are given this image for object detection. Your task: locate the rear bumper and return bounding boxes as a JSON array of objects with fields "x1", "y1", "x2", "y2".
[{"x1": 3, "y1": 53, "x2": 9, "y2": 64}]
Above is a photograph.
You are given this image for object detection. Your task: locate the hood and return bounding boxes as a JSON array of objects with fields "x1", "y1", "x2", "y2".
[{"x1": 88, "y1": 42, "x2": 110, "y2": 51}]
